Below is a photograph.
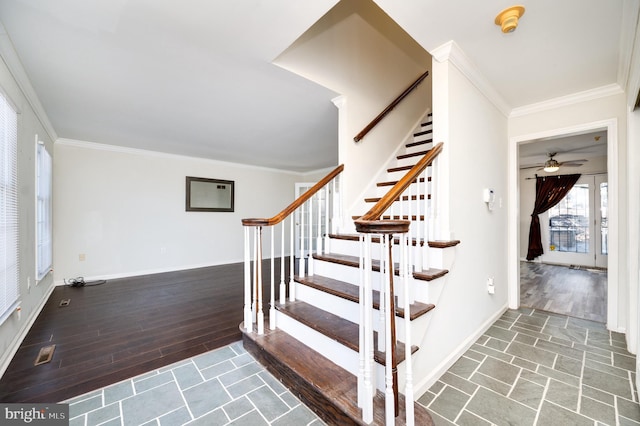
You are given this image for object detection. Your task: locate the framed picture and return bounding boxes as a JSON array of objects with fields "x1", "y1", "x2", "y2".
[{"x1": 185, "y1": 176, "x2": 234, "y2": 212}]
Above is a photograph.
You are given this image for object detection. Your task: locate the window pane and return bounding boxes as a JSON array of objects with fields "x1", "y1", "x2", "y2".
[
  {"x1": 548, "y1": 183, "x2": 589, "y2": 253},
  {"x1": 600, "y1": 182, "x2": 608, "y2": 255}
]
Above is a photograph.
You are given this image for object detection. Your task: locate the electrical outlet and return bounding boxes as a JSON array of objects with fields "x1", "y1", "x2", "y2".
[
  {"x1": 27, "y1": 277, "x2": 31, "y2": 292},
  {"x1": 79, "y1": 254, "x2": 86, "y2": 261},
  {"x1": 160, "y1": 247, "x2": 167, "y2": 255},
  {"x1": 487, "y1": 277, "x2": 495, "y2": 295}
]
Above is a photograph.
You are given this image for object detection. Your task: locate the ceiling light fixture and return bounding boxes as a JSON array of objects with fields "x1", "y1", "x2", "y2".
[
  {"x1": 543, "y1": 158, "x2": 560, "y2": 173},
  {"x1": 495, "y1": 5, "x2": 525, "y2": 33}
]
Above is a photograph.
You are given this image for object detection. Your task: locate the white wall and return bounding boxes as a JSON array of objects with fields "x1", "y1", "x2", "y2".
[
  {"x1": 274, "y1": 0, "x2": 431, "y2": 220},
  {"x1": 509, "y1": 92, "x2": 628, "y2": 333},
  {"x1": 53, "y1": 141, "x2": 309, "y2": 282},
  {"x1": 415, "y1": 54, "x2": 510, "y2": 392},
  {"x1": 0, "y1": 50, "x2": 55, "y2": 373}
]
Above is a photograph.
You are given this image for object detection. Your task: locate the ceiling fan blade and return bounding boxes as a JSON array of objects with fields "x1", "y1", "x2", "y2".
[
  {"x1": 519, "y1": 164, "x2": 543, "y2": 170},
  {"x1": 560, "y1": 162, "x2": 584, "y2": 167}
]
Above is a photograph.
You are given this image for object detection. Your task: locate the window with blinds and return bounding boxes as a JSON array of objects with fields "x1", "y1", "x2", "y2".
[
  {"x1": 36, "y1": 141, "x2": 52, "y2": 280},
  {"x1": 0, "y1": 91, "x2": 19, "y2": 325}
]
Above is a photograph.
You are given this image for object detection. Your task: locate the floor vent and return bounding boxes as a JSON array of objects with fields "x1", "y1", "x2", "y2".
[
  {"x1": 59, "y1": 299, "x2": 70, "y2": 307},
  {"x1": 34, "y1": 345, "x2": 55, "y2": 366}
]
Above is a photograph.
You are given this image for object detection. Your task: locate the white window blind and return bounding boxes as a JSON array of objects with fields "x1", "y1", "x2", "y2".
[
  {"x1": 0, "y1": 91, "x2": 19, "y2": 325},
  {"x1": 36, "y1": 141, "x2": 52, "y2": 280}
]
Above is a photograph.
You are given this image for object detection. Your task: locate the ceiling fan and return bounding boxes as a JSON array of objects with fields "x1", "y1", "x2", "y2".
[{"x1": 521, "y1": 152, "x2": 588, "y2": 172}]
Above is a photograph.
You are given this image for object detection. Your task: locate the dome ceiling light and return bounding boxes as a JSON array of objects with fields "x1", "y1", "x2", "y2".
[{"x1": 495, "y1": 5, "x2": 525, "y2": 33}]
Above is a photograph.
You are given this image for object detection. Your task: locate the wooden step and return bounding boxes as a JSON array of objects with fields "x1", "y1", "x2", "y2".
[
  {"x1": 365, "y1": 194, "x2": 429, "y2": 203},
  {"x1": 377, "y1": 177, "x2": 430, "y2": 187},
  {"x1": 242, "y1": 325, "x2": 434, "y2": 425},
  {"x1": 413, "y1": 129, "x2": 432, "y2": 138},
  {"x1": 428, "y1": 240, "x2": 461, "y2": 248},
  {"x1": 276, "y1": 301, "x2": 417, "y2": 366},
  {"x1": 406, "y1": 138, "x2": 433, "y2": 148},
  {"x1": 397, "y1": 149, "x2": 431, "y2": 160},
  {"x1": 295, "y1": 274, "x2": 435, "y2": 320},
  {"x1": 328, "y1": 233, "x2": 426, "y2": 247},
  {"x1": 387, "y1": 165, "x2": 414, "y2": 173},
  {"x1": 314, "y1": 253, "x2": 448, "y2": 282}
]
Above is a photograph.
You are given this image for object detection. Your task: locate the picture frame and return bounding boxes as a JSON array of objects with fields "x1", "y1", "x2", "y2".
[{"x1": 185, "y1": 176, "x2": 234, "y2": 212}]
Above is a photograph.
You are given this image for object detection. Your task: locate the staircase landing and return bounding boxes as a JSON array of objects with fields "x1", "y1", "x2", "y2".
[{"x1": 241, "y1": 324, "x2": 433, "y2": 425}]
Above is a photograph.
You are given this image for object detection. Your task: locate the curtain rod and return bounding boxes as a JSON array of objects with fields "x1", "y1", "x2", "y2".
[{"x1": 525, "y1": 172, "x2": 606, "y2": 180}]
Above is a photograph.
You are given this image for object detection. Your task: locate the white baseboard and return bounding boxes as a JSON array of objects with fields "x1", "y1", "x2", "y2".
[
  {"x1": 0, "y1": 282, "x2": 56, "y2": 377},
  {"x1": 414, "y1": 303, "x2": 509, "y2": 397}
]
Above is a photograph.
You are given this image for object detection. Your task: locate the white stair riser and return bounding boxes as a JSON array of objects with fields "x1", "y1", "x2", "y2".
[
  {"x1": 294, "y1": 281, "x2": 429, "y2": 339},
  {"x1": 276, "y1": 310, "x2": 404, "y2": 393}
]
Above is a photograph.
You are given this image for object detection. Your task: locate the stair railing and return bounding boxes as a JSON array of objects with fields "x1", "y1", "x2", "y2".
[
  {"x1": 241, "y1": 165, "x2": 344, "y2": 335},
  {"x1": 354, "y1": 142, "x2": 443, "y2": 425},
  {"x1": 353, "y1": 70, "x2": 429, "y2": 143}
]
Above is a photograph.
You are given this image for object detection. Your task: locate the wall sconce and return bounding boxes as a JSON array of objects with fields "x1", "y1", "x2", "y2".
[{"x1": 495, "y1": 5, "x2": 525, "y2": 33}]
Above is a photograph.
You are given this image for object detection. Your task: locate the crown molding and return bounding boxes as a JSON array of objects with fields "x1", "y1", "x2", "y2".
[
  {"x1": 0, "y1": 22, "x2": 58, "y2": 142},
  {"x1": 618, "y1": 0, "x2": 640, "y2": 98},
  {"x1": 510, "y1": 83, "x2": 624, "y2": 118},
  {"x1": 430, "y1": 40, "x2": 511, "y2": 117},
  {"x1": 55, "y1": 138, "x2": 325, "y2": 176}
]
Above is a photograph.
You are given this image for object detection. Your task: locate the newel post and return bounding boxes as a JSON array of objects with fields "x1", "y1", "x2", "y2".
[{"x1": 355, "y1": 219, "x2": 411, "y2": 424}]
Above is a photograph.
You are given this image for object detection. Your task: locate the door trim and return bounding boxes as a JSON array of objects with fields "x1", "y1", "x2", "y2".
[{"x1": 508, "y1": 118, "x2": 621, "y2": 333}]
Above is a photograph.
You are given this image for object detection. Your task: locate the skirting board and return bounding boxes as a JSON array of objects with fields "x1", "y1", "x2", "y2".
[
  {"x1": 414, "y1": 303, "x2": 509, "y2": 398},
  {"x1": 0, "y1": 282, "x2": 56, "y2": 378}
]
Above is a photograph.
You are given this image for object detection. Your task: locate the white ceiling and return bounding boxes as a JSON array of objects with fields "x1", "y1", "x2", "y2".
[{"x1": 0, "y1": 0, "x2": 631, "y2": 172}]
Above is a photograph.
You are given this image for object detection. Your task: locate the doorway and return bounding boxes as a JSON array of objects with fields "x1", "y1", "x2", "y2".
[{"x1": 508, "y1": 118, "x2": 619, "y2": 330}]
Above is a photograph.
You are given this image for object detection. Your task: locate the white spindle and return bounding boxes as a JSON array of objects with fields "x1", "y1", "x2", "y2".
[
  {"x1": 298, "y1": 202, "x2": 305, "y2": 278},
  {"x1": 308, "y1": 197, "x2": 314, "y2": 276},
  {"x1": 270, "y1": 227, "x2": 276, "y2": 330},
  {"x1": 316, "y1": 190, "x2": 323, "y2": 256},
  {"x1": 244, "y1": 227, "x2": 252, "y2": 330},
  {"x1": 362, "y1": 233, "x2": 374, "y2": 424},
  {"x1": 252, "y1": 228, "x2": 257, "y2": 324},
  {"x1": 290, "y1": 217, "x2": 296, "y2": 301},
  {"x1": 358, "y1": 233, "x2": 365, "y2": 408},
  {"x1": 402, "y1": 230, "x2": 415, "y2": 425},
  {"x1": 323, "y1": 185, "x2": 330, "y2": 253},
  {"x1": 280, "y1": 223, "x2": 285, "y2": 305},
  {"x1": 256, "y1": 227, "x2": 264, "y2": 335}
]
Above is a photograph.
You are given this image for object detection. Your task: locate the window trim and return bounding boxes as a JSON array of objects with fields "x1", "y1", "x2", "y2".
[{"x1": 36, "y1": 139, "x2": 52, "y2": 281}]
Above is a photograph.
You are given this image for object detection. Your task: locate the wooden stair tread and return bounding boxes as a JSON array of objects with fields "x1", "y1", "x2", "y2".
[
  {"x1": 295, "y1": 274, "x2": 435, "y2": 320},
  {"x1": 406, "y1": 139, "x2": 432, "y2": 148},
  {"x1": 276, "y1": 301, "x2": 417, "y2": 365},
  {"x1": 314, "y1": 253, "x2": 448, "y2": 282},
  {"x1": 377, "y1": 177, "x2": 429, "y2": 187},
  {"x1": 242, "y1": 325, "x2": 433, "y2": 425},
  {"x1": 365, "y1": 194, "x2": 429, "y2": 203},
  {"x1": 428, "y1": 240, "x2": 461, "y2": 248},
  {"x1": 328, "y1": 233, "x2": 426, "y2": 247},
  {"x1": 397, "y1": 149, "x2": 431, "y2": 160},
  {"x1": 413, "y1": 129, "x2": 433, "y2": 137},
  {"x1": 413, "y1": 268, "x2": 449, "y2": 281}
]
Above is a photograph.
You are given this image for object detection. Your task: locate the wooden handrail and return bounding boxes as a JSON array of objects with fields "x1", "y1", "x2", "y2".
[
  {"x1": 353, "y1": 70, "x2": 430, "y2": 143},
  {"x1": 355, "y1": 142, "x2": 443, "y2": 231},
  {"x1": 242, "y1": 164, "x2": 344, "y2": 227}
]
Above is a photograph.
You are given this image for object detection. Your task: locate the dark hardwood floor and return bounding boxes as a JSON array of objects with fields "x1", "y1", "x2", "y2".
[
  {"x1": 520, "y1": 261, "x2": 607, "y2": 323},
  {"x1": 0, "y1": 261, "x2": 280, "y2": 403}
]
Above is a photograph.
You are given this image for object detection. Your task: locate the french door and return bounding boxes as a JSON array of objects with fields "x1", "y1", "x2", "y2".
[{"x1": 541, "y1": 174, "x2": 607, "y2": 268}]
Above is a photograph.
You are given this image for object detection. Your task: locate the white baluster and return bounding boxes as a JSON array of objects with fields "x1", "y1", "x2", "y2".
[
  {"x1": 270, "y1": 227, "x2": 275, "y2": 330},
  {"x1": 243, "y1": 226, "x2": 252, "y2": 331},
  {"x1": 402, "y1": 230, "x2": 415, "y2": 425},
  {"x1": 358, "y1": 233, "x2": 365, "y2": 408},
  {"x1": 280, "y1": 223, "x2": 286, "y2": 305},
  {"x1": 252, "y1": 228, "x2": 257, "y2": 323},
  {"x1": 298, "y1": 202, "x2": 305, "y2": 278},
  {"x1": 324, "y1": 185, "x2": 330, "y2": 253},
  {"x1": 289, "y1": 217, "x2": 296, "y2": 302},
  {"x1": 256, "y1": 227, "x2": 264, "y2": 335},
  {"x1": 316, "y1": 190, "x2": 323, "y2": 257},
  {"x1": 308, "y1": 197, "x2": 314, "y2": 276},
  {"x1": 362, "y1": 233, "x2": 374, "y2": 424}
]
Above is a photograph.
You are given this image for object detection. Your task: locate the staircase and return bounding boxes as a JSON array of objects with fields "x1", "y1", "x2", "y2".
[{"x1": 241, "y1": 112, "x2": 460, "y2": 425}]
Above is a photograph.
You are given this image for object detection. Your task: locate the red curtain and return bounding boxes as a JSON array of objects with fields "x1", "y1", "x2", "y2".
[{"x1": 526, "y1": 174, "x2": 581, "y2": 261}]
